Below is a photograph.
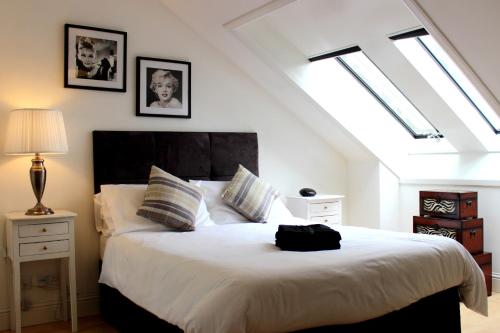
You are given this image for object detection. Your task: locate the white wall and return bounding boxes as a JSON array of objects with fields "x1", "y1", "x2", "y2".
[
  {"x1": 347, "y1": 160, "x2": 380, "y2": 228},
  {"x1": 0, "y1": 0, "x2": 347, "y2": 328},
  {"x1": 400, "y1": 183, "x2": 500, "y2": 291},
  {"x1": 347, "y1": 161, "x2": 400, "y2": 231},
  {"x1": 379, "y1": 164, "x2": 400, "y2": 231}
]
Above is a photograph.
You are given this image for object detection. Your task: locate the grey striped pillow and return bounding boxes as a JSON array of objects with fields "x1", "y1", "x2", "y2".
[
  {"x1": 137, "y1": 166, "x2": 202, "y2": 231},
  {"x1": 221, "y1": 165, "x2": 279, "y2": 222}
]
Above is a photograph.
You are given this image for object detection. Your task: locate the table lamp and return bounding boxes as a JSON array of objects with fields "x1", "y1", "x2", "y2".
[{"x1": 4, "y1": 109, "x2": 68, "y2": 215}]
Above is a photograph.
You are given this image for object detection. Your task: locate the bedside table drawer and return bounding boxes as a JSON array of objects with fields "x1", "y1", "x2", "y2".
[
  {"x1": 18, "y1": 222, "x2": 69, "y2": 238},
  {"x1": 287, "y1": 195, "x2": 343, "y2": 225},
  {"x1": 310, "y1": 202, "x2": 338, "y2": 214},
  {"x1": 19, "y1": 240, "x2": 69, "y2": 257},
  {"x1": 311, "y1": 215, "x2": 339, "y2": 224}
]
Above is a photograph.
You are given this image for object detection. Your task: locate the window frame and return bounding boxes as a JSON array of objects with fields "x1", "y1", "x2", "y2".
[
  {"x1": 392, "y1": 28, "x2": 500, "y2": 135},
  {"x1": 309, "y1": 46, "x2": 443, "y2": 139}
]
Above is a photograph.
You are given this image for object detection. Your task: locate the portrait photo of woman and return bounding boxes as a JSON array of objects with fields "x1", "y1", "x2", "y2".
[
  {"x1": 75, "y1": 36, "x2": 117, "y2": 81},
  {"x1": 136, "y1": 57, "x2": 191, "y2": 118},
  {"x1": 146, "y1": 68, "x2": 183, "y2": 108},
  {"x1": 65, "y1": 24, "x2": 126, "y2": 92}
]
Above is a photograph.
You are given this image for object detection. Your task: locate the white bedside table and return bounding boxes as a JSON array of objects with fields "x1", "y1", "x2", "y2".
[
  {"x1": 5, "y1": 210, "x2": 78, "y2": 333},
  {"x1": 287, "y1": 195, "x2": 344, "y2": 224}
]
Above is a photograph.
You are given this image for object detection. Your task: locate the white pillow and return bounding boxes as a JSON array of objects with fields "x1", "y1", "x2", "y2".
[
  {"x1": 195, "y1": 199, "x2": 215, "y2": 227},
  {"x1": 190, "y1": 180, "x2": 247, "y2": 224},
  {"x1": 99, "y1": 184, "x2": 213, "y2": 235},
  {"x1": 267, "y1": 196, "x2": 294, "y2": 223},
  {"x1": 190, "y1": 180, "x2": 294, "y2": 224},
  {"x1": 100, "y1": 184, "x2": 167, "y2": 235}
]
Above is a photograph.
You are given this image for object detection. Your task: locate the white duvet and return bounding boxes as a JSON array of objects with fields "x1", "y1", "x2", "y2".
[{"x1": 99, "y1": 219, "x2": 487, "y2": 333}]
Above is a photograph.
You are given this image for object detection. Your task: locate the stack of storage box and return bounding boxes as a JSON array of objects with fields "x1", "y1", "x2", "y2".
[{"x1": 413, "y1": 191, "x2": 492, "y2": 296}]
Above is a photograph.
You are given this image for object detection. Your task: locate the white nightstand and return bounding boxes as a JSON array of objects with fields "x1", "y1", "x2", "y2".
[
  {"x1": 5, "y1": 211, "x2": 78, "y2": 333},
  {"x1": 287, "y1": 195, "x2": 344, "y2": 224}
]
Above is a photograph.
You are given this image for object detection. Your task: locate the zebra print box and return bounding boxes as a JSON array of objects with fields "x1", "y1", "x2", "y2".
[
  {"x1": 419, "y1": 191, "x2": 477, "y2": 220},
  {"x1": 413, "y1": 216, "x2": 483, "y2": 254}
]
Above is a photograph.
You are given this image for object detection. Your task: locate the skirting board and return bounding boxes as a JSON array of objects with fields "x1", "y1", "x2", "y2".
[{"x1": 0, "y1": 294, "x2": 99, "y2": 331}]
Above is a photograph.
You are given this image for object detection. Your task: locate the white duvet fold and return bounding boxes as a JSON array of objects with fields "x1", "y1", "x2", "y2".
[{"x1": 99, "y1": 220, "x2": 487, "y2": 333}]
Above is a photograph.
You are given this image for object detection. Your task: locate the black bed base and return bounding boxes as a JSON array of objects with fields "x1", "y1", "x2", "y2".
[{"x1": 100, "y1": 283, "x2": 461, "y2": 333}]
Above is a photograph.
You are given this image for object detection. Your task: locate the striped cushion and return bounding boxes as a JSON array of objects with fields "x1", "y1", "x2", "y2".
[
  {"x1": 137, "y1": 166, "x2": 202, "y2": 231},
  {"x1": 221, "y1": 165, "x2": 279, "y2": 222}
]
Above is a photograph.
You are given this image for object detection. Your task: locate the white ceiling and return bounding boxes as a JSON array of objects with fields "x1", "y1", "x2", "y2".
[
  {"x1": 258, "y1": 0, "x2": 420, "y2": 58},
  {"x1": 414, "y1": 0, "x2": 500, "y2": 110}
]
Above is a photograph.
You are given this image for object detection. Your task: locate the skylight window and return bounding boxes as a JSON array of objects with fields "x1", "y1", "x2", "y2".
[
  {"x1": 393, "y1": 29, "x2": 500, "y2": 135},
  {"x1": 310, "y1": 47, "x2": 441, "y2": 139}
]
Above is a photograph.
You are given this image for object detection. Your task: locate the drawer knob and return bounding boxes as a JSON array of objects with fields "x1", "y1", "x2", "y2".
[
  {"x1": 324, "y1": 206, "x2": 328, "y2": 210},
  {"x1": 42, "y1": 246, "x2": 48, "y2": 250},
  {"x1": 42, "y1": 228, "x2": 47, "y2": 232},
  {"x1": 324, "y1": 219, "x2": 328, "y2": 223}
]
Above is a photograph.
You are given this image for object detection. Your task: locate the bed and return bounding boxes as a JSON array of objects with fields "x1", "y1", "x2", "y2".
[{"x1": 93, "y1": 130, "x2": 487, "y2": 333}]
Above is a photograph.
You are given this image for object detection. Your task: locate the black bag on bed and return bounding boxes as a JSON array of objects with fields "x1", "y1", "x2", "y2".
[{"x1": 275, "y1": 224, "x2": 341, "y2": 251}]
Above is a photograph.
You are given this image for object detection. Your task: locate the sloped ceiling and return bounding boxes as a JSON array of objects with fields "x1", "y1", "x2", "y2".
[
  {"x1": 413, "y1": 0, "x2": 500, "y2": 109},
  {"x1": 254, "y1": 0, "x2": 419, "y2": 57},
  {"x1": 162, "y1": 0, "x2": 500, "y2": 179},
  {"x1": 243, "y1": 0, "x2": 484, "y2": 154},
  {"x1": 161, "y1": 0, "x2": 374, "y2": 163}
]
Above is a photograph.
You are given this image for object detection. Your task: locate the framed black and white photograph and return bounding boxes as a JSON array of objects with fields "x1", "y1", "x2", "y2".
[
  {"x1": 136, "y1": 57, "x2": 191, "y2": 118},
  {"x1": 64, "y1": 24, "x2": 127, "y2": 92}
]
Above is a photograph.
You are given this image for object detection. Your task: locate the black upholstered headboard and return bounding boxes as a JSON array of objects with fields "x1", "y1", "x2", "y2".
[
  {"x1": 92, "y1": 131, "x2": 258, "y2": 194},
  {"x1": 93, "y1": 131, "x2": 259, "y2": 193}
]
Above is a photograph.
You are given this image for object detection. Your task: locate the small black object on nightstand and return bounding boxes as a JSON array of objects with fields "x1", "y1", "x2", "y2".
[{"x1": 299, "y1": 188, "x2": 316, "y2": 197}]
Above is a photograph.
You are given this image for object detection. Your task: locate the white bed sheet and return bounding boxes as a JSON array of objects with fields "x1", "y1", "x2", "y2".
[{"x1": 99, "y1": 219, "x2": 487, "y2": 333}]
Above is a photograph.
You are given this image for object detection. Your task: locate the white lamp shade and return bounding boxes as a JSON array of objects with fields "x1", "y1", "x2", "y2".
[{"x1": 4, "y1": 109, "x2": 68, "y2": 154}]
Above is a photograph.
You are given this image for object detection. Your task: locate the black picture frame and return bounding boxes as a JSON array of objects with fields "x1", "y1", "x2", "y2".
[
  {"x1": 136, "y1": 57, "x2": 191, "y2": 118},
  {"x1": 64, "y1": 24, "x2": 127, "y2": 92}
]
